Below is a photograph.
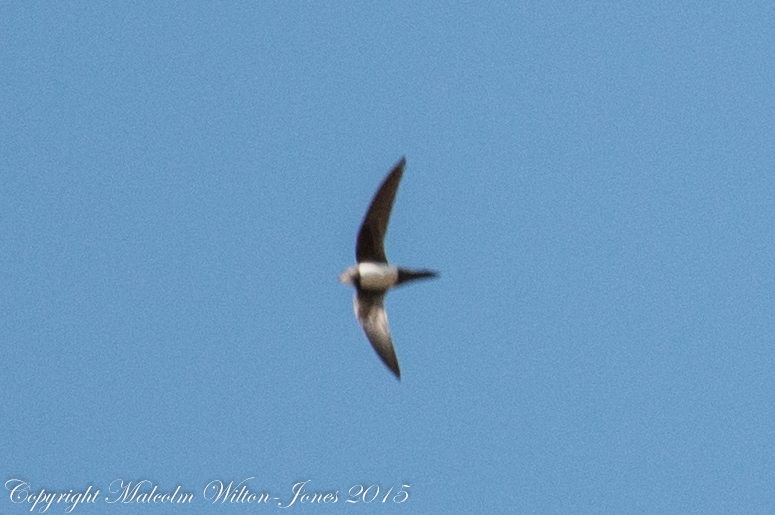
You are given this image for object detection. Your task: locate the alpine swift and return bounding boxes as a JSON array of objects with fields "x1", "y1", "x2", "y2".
[{"x1": 339, "y1": 157, "x2": 438, "y2": 379}]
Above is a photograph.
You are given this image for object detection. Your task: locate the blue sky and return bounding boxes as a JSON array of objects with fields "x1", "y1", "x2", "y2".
[{"x1": 2, "y1": 2, "x2": 774, "y2": 513}]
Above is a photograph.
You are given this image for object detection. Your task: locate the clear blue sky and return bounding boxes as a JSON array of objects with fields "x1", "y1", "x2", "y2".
[{"x1": 2, "y1": 2, "x2": 774, "y2": 513}]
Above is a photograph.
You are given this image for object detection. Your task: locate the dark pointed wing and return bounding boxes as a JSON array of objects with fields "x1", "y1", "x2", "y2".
[
  {"x1": 355, "y1": 157, "x2": 406, "y2": 263},
  {"x1": 354, "y1": 291, "x2": 401, "y2": 379}
]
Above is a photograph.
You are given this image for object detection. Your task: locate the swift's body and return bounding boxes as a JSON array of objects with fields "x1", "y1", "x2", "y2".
[{"x1": 340, "y1": 157, "x2": 438, "y2": 379}]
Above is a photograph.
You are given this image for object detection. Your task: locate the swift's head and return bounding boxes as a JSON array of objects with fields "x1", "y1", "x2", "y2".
[{"x1": 339, "y1": 266, "x2": 359, "y2": 286}]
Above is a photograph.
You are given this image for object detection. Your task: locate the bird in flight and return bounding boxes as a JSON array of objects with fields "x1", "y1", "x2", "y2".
[{"x1": 340, "y1": 157, "x2": 438, "y2": 379}]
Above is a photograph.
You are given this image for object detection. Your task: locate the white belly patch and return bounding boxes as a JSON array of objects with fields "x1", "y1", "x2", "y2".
[{"x1": 358, "y1": 262, "x2": 398, "y2": 290}]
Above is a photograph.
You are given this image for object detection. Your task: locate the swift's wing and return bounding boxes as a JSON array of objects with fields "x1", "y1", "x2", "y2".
[{"x1": 355, "y1": 157, "x2": 405, "y2": 264}]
